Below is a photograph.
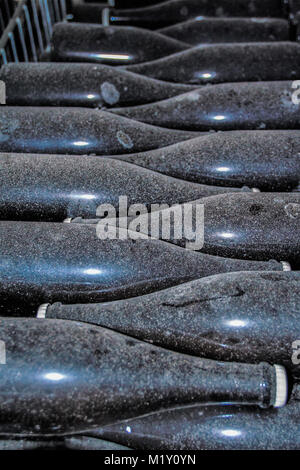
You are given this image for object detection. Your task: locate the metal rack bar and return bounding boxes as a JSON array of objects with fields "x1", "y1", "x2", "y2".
[{"x1": 0, "y1": 0, "x2": 68, "y2": 66}]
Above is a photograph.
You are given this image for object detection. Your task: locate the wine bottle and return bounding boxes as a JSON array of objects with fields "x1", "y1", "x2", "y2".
[
  {"x1": 202, "y1": 193, "x2": 300, "y2": 266},
  {"x1": 0, "y1": 437, "x2": 130, "y2": 451},
  {"x1": 0, "y1": 221, "x2": 284, "y2": 316},
  {"x1": 0, "y1": 107, "x2": 198, "y2": 155},
  {"x1": 93, "y1": 192, "x2": 299, "y2": 263},
  {"x1": 92, "y1": 401, "x2": 300, "y2": 450},
  {"x1": 192, "y1": 193, "x2": 300, "y2": 263},
  {"x1": 111, "y1": 130, "x2": 300, "y2": 191},
  {"x1": 158, "y1": 17, "x2": 290, "y2": 45},
  {"x1": 78, "y1": 0, "x2": 286, "y2": 30},
  {"x1": 64, "y1": 437, "x2": 131, "y2": 451},
  {"x1": 198, "y1": 192, "x2": 298, "y2": 263},
  {"x1": 105, "y1": 0, "x2": 162, "y2": 7},
  {"x1": 0, "y1": 439, "x2": 63, "y2": 451},
  {"x1": 50, "y1": 22, "x2": 188, "y2": 66},
  {"x1": 0, "y1": 153, "x2": 249, "y2": 222},
  {"x1": 44, "y1": 271, "x2": 300, "y2": 378},
  {"x1": 111, "y1": 81, "x2": 300, "y2": 131},
  {"x1": 0, "y1": 318, "x2": 288, "y2": 434},
  {"x1": 0, "y1": 63, "x2": 195, "y2": 108},
  {"x1": 124, "y1": 42, "x2": 300, "y2": 84},
  {"x1": 82, "y1": 0, "x2": 107, "y2": 4}
]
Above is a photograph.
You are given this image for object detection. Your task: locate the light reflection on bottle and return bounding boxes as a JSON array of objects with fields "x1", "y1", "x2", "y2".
[
  {"x1": 84, "y1": 268, "x2": 103, "y2": 276},
  {"x1": 227, "y1": 320, "x2": 247, "y2": 328},
  {"x1": 70, "y1": 193, "x2": 97, "y2": 200},
  {"x1": 68, "y1": 51, "x2": 132, "y2": 62},
  {"x1": 73, "y1": 141, "x2": 89, "y2": 147},
  {"x1": 44, "y1": 372, "x2": 65, "y2": 382},
  {"x1": 221, "y1": 429, "x2": 242, "y2": 437},
  {"x1": 213, "y1": 115, "x2": 226, "y2": 121},
  {"x1": 220, "y1": 232, "x2": 235, "y2": 239},
  {"x1": 197, "y1": 71, "x2": 216, "y2": 79},
  {"x1": 216, "y1": 166, "x2": 230, "y2": 172},
  {"x1": 95, "y1": 53, "x2": 131, "y2": 61}
]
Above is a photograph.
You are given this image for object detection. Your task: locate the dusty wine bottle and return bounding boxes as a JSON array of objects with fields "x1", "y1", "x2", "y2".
[
  {"x1": 0, "y1": 318, "x2": 288, "y2": 434},
  {"x1": 192, "y1": 193, "x2": 300, "y2": 264},
  {"x1": 111, "y1": 130, "x2": 300, "y2": 191},
  {"x1": 97, "y1": 192, "x2": 299, "y2": 264},
  {"x1": 0, "y1": 439, "x2": 64, "y2": 451},
  {"x1": 85, "y1": 0, "x2": 163, "y2": 7},
  {"x1": 43, "y1": 271, "x2": 300, "y2": 378},
  {"x1": 0, "y1": 63, "x2": 195, "y2": 108},
  {"x1": 0, "y1": 107, "x2": 198, "y2": 155},
  {"x1": 92, "y1": 401, "x2": 300, "y2": 450},
  {"x1": 50, "y1": 22, "x2": 188, "y2": 65},
  {"x1": 106, "y1": 0, "x2": 162, "y2": 7},
  {"x1": 191, "y1": 193, "x2": 299, "y2": 263},
  {"x1": 158, "y1": 17, "x2": 290, "y2": 45},
  {"x1": 0, "y1": 153, "x2": 249, "y2": 222},
  {"x1": 77, "y1": 0, "x2": 286, "y2": 29},
  {"x1": 112, "y1": 81, "x2": 300, "y2": 131},
  {"x1": 0, "y1": 437, "x2": 131, "y2": 451},
  {"x1": 0, "y1": 221, "x2": 284, "y2": 316},
  {"x1": 124, "y1": 42, "x2": 300, "y2": 84},
  {"x1": 63, "y1": 437, "x2": 131, "y2": 451}
]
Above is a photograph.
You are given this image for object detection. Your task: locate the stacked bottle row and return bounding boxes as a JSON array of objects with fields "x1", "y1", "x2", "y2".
[{"x1": 0, "y1": 0, "x2": 299, "y2": 450}]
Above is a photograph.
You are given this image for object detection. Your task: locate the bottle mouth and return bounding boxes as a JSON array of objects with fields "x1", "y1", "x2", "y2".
[
  {"x1": 37, "y1": 304, "x2": 50, "y2": 319},
  {"x1": 273, "y1": 365, "x2": 288, "y2": 408},
  {"x1": 108, "y1": 0, "x2": 115, "y2": 6},
  {"x1": 102, "y1": 8, "x2": 110, "y2": 26}
]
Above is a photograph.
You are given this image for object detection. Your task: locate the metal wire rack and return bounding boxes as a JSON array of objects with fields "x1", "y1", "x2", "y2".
[{"x1": 0, "y1": 0, "x2": 67, "y2": 66}]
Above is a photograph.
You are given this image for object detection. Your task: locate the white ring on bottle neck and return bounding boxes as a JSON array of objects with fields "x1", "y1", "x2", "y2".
[
  {"x1": 281, "y1": 261, "x2": 291, "y2": 272},
  {"x1": 37, "y1": 304, "x2": 50, "y2": 319},
  {"x1": 102, "y1": 8, "x2": 110, "y2": 26},
  {"x1": 273, "y1": 365, "x2": 288, "y2": 408}
]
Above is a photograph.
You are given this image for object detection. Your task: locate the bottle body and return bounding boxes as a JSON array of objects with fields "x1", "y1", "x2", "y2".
[
  {"x1": 0, "y1": 437, "x2": 131, "y2": 451},
  {"x1": 0, "y1": 63, "x2": 195, "y2": 108},
  {"x1": 98, "y1": 193, "x2": 300, "y2": 264},
  {"x1": 0, "y1": 318, "x2": 283, "y2": 434},
  {"x1": 0, "y1": 107, "x2": 198, "y2": 155},
  {"x1": 158, "y1": 18, "x2": 290, "y2": 45},
  {"x1": 0, "y1": 153, "x2": 244, "y2": 222},
  {"x1": 0, "y1": 221, "x2": 282, "y2": 315},
  {"x1": 112, "y1": 81, "x2": 300, "y2": 131},
  {"x1": 93, "y1": 401, "x2": 300, "y2": 450},
  {"x1": 76, "y1": 0, "x2": 285, "y2": 29},
  {"x1": 50, "y1": 22, "x2": 188, "y2": 65},
  {"x1": 46, "y1": 271, "x2": 300, "y2": 378},
  {"x1": 198, "y1": 193, "x2": 300, "y2": 264},
  {"x1": 125, "y1": 42, "x2": 300, "y2": 84},
  {"x1": 111, "y1": 0, "x2": 162, "y2": 7},
  {"x1": 114, "y1": 130, "x2": 300, "y2": 191}
]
